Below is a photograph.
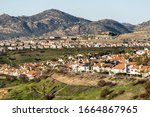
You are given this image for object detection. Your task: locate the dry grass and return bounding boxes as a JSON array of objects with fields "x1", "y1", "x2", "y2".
[{"x1": 49, "y1": 73, "x2": 99, "y2": 86}]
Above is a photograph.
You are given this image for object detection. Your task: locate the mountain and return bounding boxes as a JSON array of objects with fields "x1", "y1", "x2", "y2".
[
  {"x1": 20, "y1": 9, "x2": 91, "y2": 34},
  {"x1": 135, "y1": 20, "x2": 150, "y2": 31},
  {"x1": 83, "y1": 19, "x2": 132, "y2": 34},
  {"x1": 0, "y1": 9, "x2": 135, "y2": 39},
  {"x1": 45, "y1": 19, "x2": 133, "y2": 36},
  {"x1": 122, "y1": 23, "x2": 135, "y2": 32},
  {"x1": 0, "y1": 9, "x2": 91, "y2": 39}
]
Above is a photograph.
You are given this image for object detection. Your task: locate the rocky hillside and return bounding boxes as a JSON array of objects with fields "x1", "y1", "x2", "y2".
[
  {"x1": 45, "y1": 19, "x2": 133, "y2": 36},
  {"x1": 122, "y1": 23, "x2": 135, "y2": 32},
  {"x1": 0, "y1": 9, "x2": 146, "y2": 39},
  {"x1": 135, "y1": 20, "x2": 150, "y2": 31},
  {"x1": 0, "y1": 9, "x2": 90, "y2": 39}
]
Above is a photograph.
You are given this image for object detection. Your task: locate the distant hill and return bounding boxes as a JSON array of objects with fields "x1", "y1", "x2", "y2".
[
  {"x1": 45, "y1": 19, "x2": 132, "y2": 36},
  {"x1": 0, "y1": 9, "x2": 148, "y2": 39},
  {"x1": 135, "y1": 20, "x2": 150, "y2": 31},
  {"x1": 122, "y1": 23, "x2": 135, "y2": 32},
  {"x1": 0, "y1": 9, "x2": 90, "y2": 39}
]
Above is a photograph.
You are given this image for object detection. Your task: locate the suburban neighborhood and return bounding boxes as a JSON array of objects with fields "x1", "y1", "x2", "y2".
[
  {"x1": 0, "y1": 35, "x2": 150, "y2": 53},
  {"x1": 0, "y1": 46, "x2": 150, "y2": 80}
]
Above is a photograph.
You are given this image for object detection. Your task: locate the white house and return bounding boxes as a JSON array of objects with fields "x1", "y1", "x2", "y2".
[
  {"x1": 136, "y1": 50, "x2": 145, "y2": 55},
  {"x1": 111, "y1": 63, "x2": 127, "y2": 74}
]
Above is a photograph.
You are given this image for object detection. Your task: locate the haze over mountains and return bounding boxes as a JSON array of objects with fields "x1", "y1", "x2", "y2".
[{"x1": 0, "y1": 9, "x2": 149, "y2": 39}]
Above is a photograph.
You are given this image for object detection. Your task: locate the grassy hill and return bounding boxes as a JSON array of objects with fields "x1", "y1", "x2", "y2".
[
  {"x1": 1, "y1": 74, "x2": 150, "y2": 100},
  {"x1": 0, "y1": 47, "x2": 150, "y2": 100}
]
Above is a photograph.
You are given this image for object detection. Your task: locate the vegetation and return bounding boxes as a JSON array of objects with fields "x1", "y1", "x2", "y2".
[
  {"x1": 0, "y1": 47, "x2": 150, "y2": 100},
  {"x1": 0, "y1": 76, "x2": 149, "y2": 100},
  {"x1": 135, "y1": 54, "x2": 150, "y2": 65},
  {"x1": 0, "y1": 47, "x2": 141, "y2": 65}
]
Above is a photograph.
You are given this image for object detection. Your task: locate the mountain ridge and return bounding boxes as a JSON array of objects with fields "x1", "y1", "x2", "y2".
[{"x1": 0, "y1": 9, "x2": 149, "y2": 39}]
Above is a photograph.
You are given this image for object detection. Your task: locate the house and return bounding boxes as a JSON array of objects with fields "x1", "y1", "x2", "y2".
[
  {"x1": 93, "y1": 64, "x2": 100, "y2": 72},
  {"x1": 100, "y1": 63, "x2": 113, "y2": 72},
  {"x1": 43, "y1": 45, "x2": 50, "y2": 49},
  {"x1": 128, "y1": 65, "x2": 141, "y2": 75},
  {"x1": 56, "y1": 45, "x2": 62, "y2": 49},
  {"x1": 78, "y1": 65, "x2": 86, "y2": 72},
  {"x1": 24, "y1": 45, "x2": 31, "y2": 49},
  {"x1": 31, "y1": 46, "x2": 37, "y2": 49},
  {"x1": 71, "y1": 64, "x2": 78, "y2": 73},
  {"x1": 144, "y1": 48, "x2": 150, "y2": 55},
  {"x1": 7, "y1": 47, "x2": 16, "y2": 51},
  {"x1": 17, "y1": 46, "x2": 24, "y2": 50},
  {"x1": 50, "y1": 45, "x2": 57, "y2": 49},
  {"x1": 136, "y1": 50, "x2": 145, "y2": 55},
  {"x1": 37, "y1": 45, "x2": 44, "y2": 49},
  {"x1": 8, "y1": 68, "x2": 19, "y2": 76},
  {"x1": 112, "y1": 63, "x2": 127, "y2": 74},
  {"x1": 0, "y1": 47, "x2": 5, "y2": 53},
  {"x1": 110, "y1": 54, "x2": 126, "y2": 63},
  {"x1": 25, "y1": 71, "x2": 37, "y2": 80},
  {"x1": 140, "y1": 66, "x2": 150, "y2": 77}
]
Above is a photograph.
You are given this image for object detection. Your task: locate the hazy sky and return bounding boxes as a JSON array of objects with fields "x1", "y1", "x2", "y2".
[{"x1": 0, "y1": 0, "x2": 150, "y2": 24}]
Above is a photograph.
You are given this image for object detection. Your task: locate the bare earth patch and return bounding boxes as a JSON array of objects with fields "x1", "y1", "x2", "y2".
[
  {"x1": 49, "y1": 73, "x2": 99, "y2": 86},
  {"x1": 113, "y1": 92, "x2": 133, "y2": 100},
  {"x1": 0, "y1": 89, "x2": 8, "y2": 99}
]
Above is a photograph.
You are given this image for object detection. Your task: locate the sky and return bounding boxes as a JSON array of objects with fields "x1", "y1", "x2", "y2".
[{"x1": 0, "y1": 0, "x2": 150, "y2": 24}]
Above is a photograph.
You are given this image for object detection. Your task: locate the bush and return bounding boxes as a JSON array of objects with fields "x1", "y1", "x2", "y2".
[
  {"x1": 9, "y1": 57, "x2": 16, "y2": 61},
  {"x1": 97, "y1": 80, "x2": 117, "y2": 87},
  {"x1": 0, "y1": 80, "x2": 6, "y2": 88},
  {"x1": 139, "y1": 93, "x2": 149, "y2": 99},
  {"x1": 118, "y1": 90, "x2": 125, "y2": 95},
  {"x1": 115, "y1": 73, "x2": 127, "y2": 76},
  {"x1": 128, "y1": 78, "x2": 136, "y2": 82},
  {"x1": 133, "y1": 79, "x2": 147, "y2": 86},
  {"x1": 145, "y1": 81, "x2": 150, "y2": 94},
  {"x1": 97, "y1": 80, "x2": 106, "y2": 87},
  {"x1": 105, "y1": 82, "x2": 117, "y2": 87},
  {"x1": 132, "y1": 95, "x2": 138, "y2": 99},
  {"x1": 108, "y1": 90, "x2": 125, "y2": 99},
  {"x1": 108, "y1": 93, "x2": 118, "y2": 99},
  {"x1": 101, "y1": 71, "x2": 109, "y2": 74},
  {"x1": 19, "y1": 74, "x2": 29, "y2": 82},
  {"x1": 100, "y1": 88, "x2": 113, "y2": 98},
  {"x1": 45, "y1": 93, "x2": 55, "y2": 100}
]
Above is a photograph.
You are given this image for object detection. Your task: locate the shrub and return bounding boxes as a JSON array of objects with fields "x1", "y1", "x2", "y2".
[
  {"x1": 9, "y1": 57, "x2": 16, "y2": 61},
  {"x1": 105, "y1": 82, "x2": 117, "y2": 87},
  {"x1": 101, "y1": 71, "x2": 109, "y2": 74},
  {"x1": 108, "y1": 90, "x2": 125, "y2": 99},
  {"x1": 139, "y1": 93, "x2": 149, "y2": 99},
  {"x1": 100, "y1": 88, "x2": 113, "y2": 98},
  {"x1": 0, "y1": 80, "x2": 6, "y2": 88},
  {"x1": 45, "y1": 93, "x2": 55, "y2": 100},
  {"x1": 115, "y1": 73, "x2": 127, "y2": 76},
  {"x1": 97, "y1": 80, "x2": 106, "y2": 87},
  {"x1": 133, "y1": 79, "x2": 147, "y2": 86},
  {"x1": 128, "y1": 78, "x2": 136, "y2": 82},
  {"x1": 132, "y1": 95, "x2": 138, "y2": 99},
  {"x1": 145, "y1": 81, "x2": 150, "y2": 94},
  {"x1": 108, "y1": 93, "x2": 118, "y2": 99},
  {"x1": 97, "y1": 80, "x2": 117, "y2": 87},
  {"x1": 19, "y1": 74, "x2": 29, "y2": 82},
  {"x1": 118, "y1": 90, "x2": 125, "y2": 95}
]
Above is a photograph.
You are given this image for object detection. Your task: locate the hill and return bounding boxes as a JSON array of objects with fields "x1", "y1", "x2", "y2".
[
  {"x1": 46, "y1": 19, "x2": 132, "y2": 36},
  {"x1": 0, "y1": 9, "x2": 133, "y2": 39},
  {"x1": 135, "y1": 20, "x2": 150, "y2": 31},
  {"x1": 122, "y1": 23, "x2": 135, "y2": 32},
  {"x1": 1, "y1": 74, "x2": 149, "y2": 100}
]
